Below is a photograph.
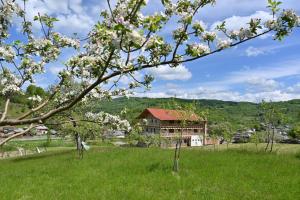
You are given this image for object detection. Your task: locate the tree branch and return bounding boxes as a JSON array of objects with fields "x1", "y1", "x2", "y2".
[
  {"x1": 0, "y1": 50, "x2": 115, "y2": 126},
  {"x1": 0, "y1": 98, "x2": 10, "y2": 122},
  {"x1": 17, "y1": 77, "x2": 65, "y2": 120},
  {"x1": 0, "y1": 124, "x2": 34, "y2": 146},
  {"x1": 0, "y1": 29, "x2": 277, "y2": 127}
]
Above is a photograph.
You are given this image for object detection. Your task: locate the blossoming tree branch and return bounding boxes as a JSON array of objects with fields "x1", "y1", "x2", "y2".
[{"x1": 0, "y1": 0, "x2": 299, "y2": 144}]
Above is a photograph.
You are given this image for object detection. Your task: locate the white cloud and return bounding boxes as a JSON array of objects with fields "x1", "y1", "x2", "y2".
[
  {"x1": 246, "y1": 77, "x2": 281, "y2": 92},
  {"x1": 287, "y1": 82, "x2": 300, "y2": 93},
  {"x1": 135, "y1": 58, "x2": 300, "y2": 102},
  {"x1": 200, "y1": 0, "x2": 300, "y2": 23},
  {"x1": 212, "y1": 59, "x2": 300, "y2": 86},
  {"x1": 134, "y1": 86, "x2": 300, "y2": 103},
  {"x1": 147, "y1": 64, "x2": 192, "y2": 81},
  {"x1": 246, "y1": 46, "x2": 265, "y2": 57},
  {"x1": 16, "y1": 0, "x2": 104, "y2": 36},
  {"x1": 244, "y1": 42, "x2": 300, "y2": 57},
  {"x1": 210, "y1": 11, "x2": 273, "y2": 31}
]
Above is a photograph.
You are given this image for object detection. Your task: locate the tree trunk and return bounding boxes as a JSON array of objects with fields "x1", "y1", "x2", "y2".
[
  {"x1": 255, "y1": 142, "x2": 258, "y2": 152},
  {"x1": 270, "y1": 127, "x2": 275, "y2": 152},
  {"x1": 265, "y1": 125, "x2": 271, "y2": 152},
  {"x1": 173, "y1": 141, "x2": 179, "y2": 172},
  {"x1": 75, "y1": 133, "x2": 83, "y2": 159},
  {"x1": 173, "y1": 129, "x2": 183, "y2": 172}
]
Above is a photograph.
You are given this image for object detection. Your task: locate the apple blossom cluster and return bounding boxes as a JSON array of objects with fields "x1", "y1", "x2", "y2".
[
  {"x1": 202, "y1": 31, "x2": 217, "y2": 42},
  {"x1": 186, "y1": 43, "x2": 210, "y2": 57},
  {"x1": 0, "y1": 0, "x2": 82, "y2": 101},
  {"x1": 66, "y1": 55, "x2": 103, "y2": 79},
  {"x1": 0, "y1": 45, "x2": 15, "y2": 62},
  {"x1": 217, "y1": 39, "x2": 232, "y2": 49},
  {"x1": 0, "y1": 70, "x2": 21, "y2": 95},
  {"x1": 25, "y1": 39, "x2": 60, "y2": 62},
  {"x1": 52, "y1": 33, "x2": 80, "y2": 50},
  {"x1": 20, "y1": 57, "x2": 45, "y2": 76},
  {"x1": 85, "y1": 112, "x2": 131, "y2": 132},
  {"x1": 0, "y1": 0, "x2": 22, "y2": 38},
  {"x1": 28, "y1": 95, "x2": 42, "y2": 103}
]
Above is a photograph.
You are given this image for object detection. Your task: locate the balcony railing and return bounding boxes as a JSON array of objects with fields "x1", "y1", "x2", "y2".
[{"x1": 160, "y1": 131, "x2": 203, "y2": 137}]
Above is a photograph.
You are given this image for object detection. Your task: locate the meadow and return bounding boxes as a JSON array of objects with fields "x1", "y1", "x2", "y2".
[{"x1": 0, "y1": 144, "x2": 299, "y2": 200}]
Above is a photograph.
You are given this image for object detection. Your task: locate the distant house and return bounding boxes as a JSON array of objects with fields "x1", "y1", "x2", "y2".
[
  {"x1": 138, "y1": 108, "x2": 210, "y2": 147},
  {"x1": 104, "y1": 130, "x2": 126, "y2": 139},
  {"x1": 35, "y1": 125, "x2": 48, "y2": 136}
]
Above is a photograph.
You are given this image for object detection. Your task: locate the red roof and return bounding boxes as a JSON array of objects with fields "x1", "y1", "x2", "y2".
[{"x1": 138, "y1": 108, "x2": 201, "y2": 121}]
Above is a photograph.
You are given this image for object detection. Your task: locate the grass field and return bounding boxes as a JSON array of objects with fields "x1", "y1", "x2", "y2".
[{"x1": 0, "y1": 145, "x2": 300, "y2": 200}]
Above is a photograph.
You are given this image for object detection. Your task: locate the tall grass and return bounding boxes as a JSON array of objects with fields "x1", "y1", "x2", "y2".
[{"x1": 0, "y1": 147, "x2": 299, "y2": 199}]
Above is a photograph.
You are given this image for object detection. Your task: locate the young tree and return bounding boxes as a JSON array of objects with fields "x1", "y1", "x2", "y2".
[
  {"x1": 46, "y1": 109, "x2": 131, "y2": 158},
  {"x1": 0, "y1": 0, "x2": 299, "y2": 145},
  {"x1": 209, "y1": 123, "x2": 229, "y2": 150},
  {"x1": 288, "y1": 123, "x2": 300, "y2": 139},
  {"x1": 220, "y1": 122, "x2": 233, "y2": 149},
  {"x1": 259, "y1": 101, "x2": 284, "y2": 152},
  {"x1": 250, "y1": 130, "x2": 261, "y2": 152},
  {"x1": 172, "y1": 102, "x2": 199, "y2": 172}
]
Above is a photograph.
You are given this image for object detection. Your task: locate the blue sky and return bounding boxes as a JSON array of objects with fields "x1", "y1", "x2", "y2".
[{"x1": 12, "y1": 0, "x2": 300, "y2": 102}]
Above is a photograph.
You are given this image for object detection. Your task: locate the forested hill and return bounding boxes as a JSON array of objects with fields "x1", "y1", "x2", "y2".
[
  {"x1": 85, "y1": 97, "x2": 300, "y2": 128},
  {"x1": 1, "y1": 95, "x2": 300, "y2": 128}
]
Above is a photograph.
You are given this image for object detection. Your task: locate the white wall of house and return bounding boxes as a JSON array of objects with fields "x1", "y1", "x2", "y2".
[{"x1": 191, "y1": 135, "x2": 203, "y2": 147}]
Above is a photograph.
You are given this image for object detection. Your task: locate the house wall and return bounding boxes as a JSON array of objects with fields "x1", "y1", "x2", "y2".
[{"x1": 141, "y1": 114, "x2": 160, "y2": 134}]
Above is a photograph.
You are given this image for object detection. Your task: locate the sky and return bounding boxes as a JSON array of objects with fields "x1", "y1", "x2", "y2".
[{"x1": 12, "y1": 0, "x2": 300, "y2": 102}]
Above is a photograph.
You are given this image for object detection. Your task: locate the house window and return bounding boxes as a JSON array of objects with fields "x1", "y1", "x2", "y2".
[
  {"x1": 194, "y1": 129, "x2": 198, "y2": 133},
  {"x1": 169, "y1": 129, "x2": 174, "y2": 133}
]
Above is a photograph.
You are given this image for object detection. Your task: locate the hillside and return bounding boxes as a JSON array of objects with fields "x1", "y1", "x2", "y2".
[
  {"x1": 1, "y1": 96, "x2": 300, "y2": 128},
  {"x1": 84, "y1": 97, "x2": 300, "y2": 128}
]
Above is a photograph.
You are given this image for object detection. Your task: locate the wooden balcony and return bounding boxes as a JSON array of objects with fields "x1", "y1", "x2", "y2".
[{"x1": 160, "y1": 131, "x2": 203, "y2": 138}]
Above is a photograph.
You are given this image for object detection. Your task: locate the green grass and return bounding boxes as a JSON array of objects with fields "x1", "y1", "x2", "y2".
[
  {"x1": 201, "y1": 143, "x2": 300, "y2": 154},
  {"x1": 0, "y1": 139, "x2": 75, "y2": 152},
  {"x1": 0, "y1": 146, "x2": 299, "y2": 200}
]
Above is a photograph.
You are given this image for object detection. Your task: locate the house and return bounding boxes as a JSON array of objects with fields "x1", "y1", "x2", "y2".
[
  {"x1": 35, "y1": 125, "x2": 48, "y2": 136},
  {"x1": 104, "y1": 130, "x2": 126, "y2": 139},
  {"x1": 138, "y1": 108, "x2": 208, "y2": 147}
]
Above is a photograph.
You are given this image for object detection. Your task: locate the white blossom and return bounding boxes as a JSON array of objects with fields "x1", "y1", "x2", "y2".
[
  {"x1": 238, "y1": 28, "x2": 252, "y2": 40},
  {"x1": 0, "y1": 45, "x2": 15, "y2": 62},
  {"x1": 85, "y1": 112, "x2": 131, "y2": 132},
  {"x1": 202, "y1": 31, "x2": 217, "y2": 41},
  {"x1": 0, "y1": 70, "x2": 21, "y2": 95},
  {"x1": 229, "y1": 30, "x2": 240, "y2": 39},
  {"x1": 281, "y1": 10, "x2": 298, "y2": 24},
  {"x1": 217, "y1": 39, "x2": 232, "y2": 49},
  {"x1": 128, "y1": 30, "x2": 145, "y2": 46},
  {"x1": 265, "y1": 20, "x2": 278, "y2": 30},
  {"x1": 187, "y1": 43, "x2": 210, "y2": 56},
  {"x1": 28, "y1": 95, "x2": 42, "y2": 103},
  {"x1": 55, "y1": 33, "x2": 80, "y2": 49}
]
